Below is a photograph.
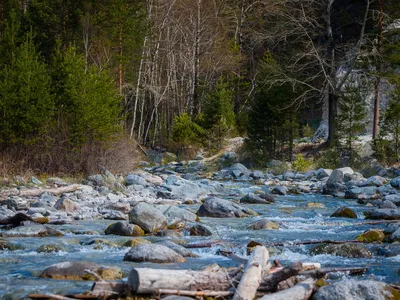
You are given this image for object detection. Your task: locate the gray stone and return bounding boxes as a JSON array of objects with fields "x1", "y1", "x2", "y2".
[
  {"x1": 0, "y1": 206, "x2": 15, "y2": 222},
  {"x1": 390, "y1": 227, "x2": 400, "y2": 241},
  {"x1": 383, "y1": 194, "x2": 400, "y2": 206},
  {"x1": 157, "y1": 241, "x2": 198, "y2": 258},
  {"x1": 197, "y1": 197, "x2": 258, "y2": 218},
  {"x1": 105, "y1": 222, "x2": 144, "y2": 236},
  {"x1": 330, "y1": 207, "x2": 357, "y2": 218},
  {"x1": 189, "y1": 224, "x2": 213, "y2": 236},
  {"x1": 366, "y1": 209, "x2": 400, "y2": 220},
  {"x1": 46, "y1": 177, "x2": 68, "y2": 186},
  {"x1": 313, "y1": 280, "x2": 394, "y2": 300},
  {"x1": 251, "y1": 170, "x2": 264, "y2": 179},
  {"x1": 103, "y1": 210, "x2": 128, "y2": 220},
  {"x1": 123, "y1": 243, "x2": 185, "y2": 263},
  {"x1": 54, "y1": 198, "x2": 80, "y2": 213},
  {"x1": 126, "y1": 174, "x2": 147, "y2": 186},
  {"x1": 311, "y1": 243, "x2": 372, "y2": 258},
  {"x1": 390, "y1": 176, "x2": 400, "y2": 188},
  {"x1": 229, "y1": 163, "x2": 250, "y2": 178},
  {"x1": 128, "y1": 203, "x2": 167, "y2": 233},
  {"x1": 1, "y1": 225, "x2": 63, "y2": 237},
  {"x1": 337, "y1": 167, "x2": 354, "y2": 175},
  {"x1": 323, "y1": 169, "x2": 347, "y2": 195},
  {"x1": 31, "y1": 176, "x2": 43, "y2": 185},
  {"x1": 359, "y1": 176, "x2": 387, "y2": 187},
  {"x1": 271, "y1": 186, "x2": 288, "y2": 196},
  {"x1": 40, "y1": 261, "x2": 122, "y2": 280},
  {"x1": 379, "y1": 200, "x2": 397, "y2": 209},
  {"x1": 316, "y1": 168, "x2": 332, "y2": 179},
  {"x1": 240, "y1": 193, "x2": 269, "y2": 204},
  {"x1": 156, "y1": 205, "x2": 198, "y2": 222}
]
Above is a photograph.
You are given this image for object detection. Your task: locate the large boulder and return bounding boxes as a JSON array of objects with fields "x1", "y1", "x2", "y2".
[
  {"x1": 313, "y1": 280, "x2": 396, "y2": 300},
  {"x1": 240, "y1": 193, "x2": 269, "y2": 204},
  {"x1": 330, "y1": 207, "x2": 357, "y2": 219},
  {"x1": 311, "y1": 243, "x2": 372, "y2": 258},
  {"x1": 229, "y1": 163, "x2": 250, "y2": 178},
  {"x1": 156, "y1": 205, "x2": 198, "y2": 222},
  {"x1": 189, "y1": 224, "x2": 213, "y2": 236},
  {"x1": 128, "y1": 203, "x2": 167, "y2": 233},
  {"x1": 123, "y1": 243, "x2": 185, "y2": 263},
  {"x1": 316, "y1": 168, "x2": 332, "y2": 179},
  {"x1": 271, "y1": 186, "x2": 288, "y2": 196},
  {"x1": 197, "y1": 197, "x2": 258, "y2": 218},
  {"x1": 0, "y1": 206, "x2": 15, "y2": 222},
  {"x1": 126, "y1": 174, "x2": 147, "y2": 186},
  {"x1": 359, "y1": 176, "x2": 387, "y2": 187},
  {"x1": 323, "y1": 169, "x2": 346, "y2": 195},
  {"x1": 40, "y1": 261, "x2": 122, "y2": 280},
  {"x1": 365, "y1": 209, "x2": 400, "y2": 220},
  {"x1": 105, "y1": 222, "x2": 144, "y2": 236}
]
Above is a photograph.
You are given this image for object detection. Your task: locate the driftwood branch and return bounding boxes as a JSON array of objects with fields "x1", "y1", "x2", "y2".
[
  {"x1": 84, "y1": 269, "x2": 104, "y2": 282},
  {"x1": 259, "y1": 278, "x2": 316, "y2": 300},
  {"x1": 1, "y1": 185, "x2": 81, "y2": 200},
  {"x1": 157, "y1": 289, "x2": 233, "y2": 297},
  {"x1": 259, "y1": 262, "x2": 302, "y2": 293},
  {"x1": 233, "y1": 246, "x2": 270, "y2": 300},
  {"x1": 299, "y1": 267, "x2": 368, "y2": 278},
  {"x1": 267, "y1": 239, "x2": 367, "y2": 247}
]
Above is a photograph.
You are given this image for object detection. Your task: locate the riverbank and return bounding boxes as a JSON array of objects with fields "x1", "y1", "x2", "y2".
[{"x1": 2, "y1": 156, "x2": 400, "y2": 298}]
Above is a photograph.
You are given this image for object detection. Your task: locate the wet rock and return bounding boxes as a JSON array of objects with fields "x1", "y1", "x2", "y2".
[
  {"x1": 197, "y1": 197, "x2": 258, "y2": 218},
  {"x1": 383, "y1": 194, "x2": 400, "y2": 206},
  {"x1": 122, "y1": 238, "x2": 151, "y2": 247},
  {"x1": 313, "y1": 279, "x2": 395, "y2": 300},
  {"x1": 323, "y1": 170, "x2": 346, "y2": 195},
  {"x1": 157, "y1": 241, "x2": 198, "y2": 258},
  {"x1": 156, "y1": 230, "x2": 183, "y2": 237},
  {"x1": 248, "y1": 219, "x2": 279, "y2": 230},
  {"x1": 126, "y1": 174, "x2": 147, "y2": 186},
  {"x1": 356, "y1": 229, "x2": 385, "y2": 243},
  {"x1": 156, "y1": 205, "x2": 198, "y2": 222},
  {"x1": 390, "y1": 176, "x2": 400, "y2": 188},
  {"x1": 1, "y1": 225, "x2": 63, "y2": 237},
  {"x1": 54, "y1": 198, "x2": 80, "y2": 213},
  {"x1": 0, "y1": 239, "x2": 15, "y2": 250},
  {"x1": 306, "y1": 202, "x2": 325, "y2": 208},
  {"x1": 229, "y1": 163, "x2": 250, "y2": 178},
  {"x1": 240, "y1": 193, "x2": 269, "y2": 204},
  {"x1": 37, "y1": 244, "x2": 64, "y2": 253},
  {"x1": 81, "y1": 238, "x2": 118, "y2": 248},
  {"x1": 0, "y1": 206, "x2": 15, "y2": 222},
  {"x1": 316, "y1": 168, "x2": 332, "y2": 179},
  {"x1": 311, "y1": 243, "x2": 372, "y2": 258},
  {"x1": 40, "y1": 261, "x2": 123, "y2": 280},
  {"x1": 123, "y1": 243, "x2": 185, "y2": 263},
  {"x1": 359, "y1": 176, "x2": 387, "y2": 187},
  {"x1": 271, "y1": 186, "x2": 288, "y2": 196},
  {"x1": 105, "y1": 222, "x2": 144, "y2": 236},
  {"x1": 365, "y1": 209, "x2": 400, "y2": 220},
  {"x1": 258, "y1": 193, "x2": 276, "y2": 203},
  {"x1": 330, "y1": 207, "x2": 357, "y2": 219},
  {"x1": 379, "y1": 200, "x2": 397, "y2": 209},
  {"x1": 189, "y1": 224, "x2": 213, "y2": 236},
  {"x1": 128, "y1": 203, "x2": 167, "y2": 233}
]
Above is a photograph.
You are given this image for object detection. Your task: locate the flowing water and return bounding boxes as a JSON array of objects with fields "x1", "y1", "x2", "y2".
[{"x1": 1, "y1": 180, "x2": 400, "y2": 299}]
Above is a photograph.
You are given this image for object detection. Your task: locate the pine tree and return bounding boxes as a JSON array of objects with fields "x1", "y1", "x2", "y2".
[{"x1": 336, "y1": 85, "x2": 367, "y2": 153}]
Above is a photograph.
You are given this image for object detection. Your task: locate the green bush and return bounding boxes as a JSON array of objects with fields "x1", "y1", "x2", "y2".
[{"x1": 292, "y1": 154, "x2": 313, "y2": 172}]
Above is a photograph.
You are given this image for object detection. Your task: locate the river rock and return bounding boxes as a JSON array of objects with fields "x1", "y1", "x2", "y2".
[
  {"x1": 0, "y1": 239, "x2": 15, "y2": 250},
  {"x1": 197, "y1": 197, "x2": 258, "y2": 218},
  {"x1": 240, "y1": 193, "x2": 269, "y2": 204},
  {"x1": 316, "y1": 168, "x2": 332, "y2": 179},
  {"x1": 229, "y1": 163, "x2": 250, "y2": 178},
  {"x1": 345, "y1": 187, "x2": 379, "y2": 200},
  {"x1": 390, "y1": 176, "x2": 400, "y2": 188},
  {"x1": 54, "y1": 198, "x2": 80, "y2": 213},
  {"x1": 156, "y1": 205, "x2": 198, "y2": 222},
  {"x1": 359, "y1": 176, "x2": 387, "y2": 187},
  {"x1": 379, "y1": 200, "x2": 397, "y2": 209},
  {"x1": 323, "y1": 169, "x2": 346, "y2": 195},
  {"x1": 356, "y1": 229, "x2": 385, "y2": 243},
  {"x1": 46, "y1": 177, "x2": 68, "y2": 186},
  {"x1": 383, "y1": 194, "x2": 400, "y2": 206},
  {"x1": 259, "y1": 193, "x2": 276, "y2": 203},
  {"x1": 31, "y1": 176, "x2": 43, "y2": 185},
  {"x1": 123, "y1": 243, "x2": 185, "y2": 263},
  {"x1": 311, "y1": 243, "x2": 372, "y2": 258},
  {"x1": 330, "y1": 207, "x2": 357, "y2": 219},
  {"x1": 157, "y1": 241, "x2": 198, "y2": 258},
  {"x1": 313, "y1": 279, "x2": 396, "y2": 300},
  {"x1": 337, "y1": 167, "x2": 354, "y2": 175},
  {"x1": 103, "y1": 210, "x2": 128, "y2": 220},
  {"x1": 366, "y1": 209, "x2": 400, "y2": 220},
  {"x1": 1, "y1": 225, "x2": 63, "y2": 237},
  {"x1": 128, "y1": 203, "x2": 167, "y2": 233},
  {"x1": 189, "y1": 224, "x2": 213, "y2": 236},
  {"x1": 40, "y1": 261, "x2": 123, "y2": 280},
  {"x1": 105, "y1": 222, "x2": 144, "y2": 236},
  {"x1": 126, "y1": 174, "x2": 147, "y2": 186},
  {"x1": 248, "y1": 219, "x2": 279, "y2": 230},
  {"x1": 37, "y1": 244, "x2": 64, "y2": 253},
  {"x1": 390, "y1": 227, "x2": 400, "y2": 242},
  {"x1": 0, "y1": 206, "x2": 15, "y2": 222},
  {"x1": 122, "y1": 238, "x2": 151, "y2": 247},
  {"x1": 271, "y1": 186, "x2": 288, "y2": 195}
]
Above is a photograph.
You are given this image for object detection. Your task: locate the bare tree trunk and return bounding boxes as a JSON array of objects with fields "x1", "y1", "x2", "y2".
[{"x1": 373, "y1": 0, "x2": 384, "y2": 139}]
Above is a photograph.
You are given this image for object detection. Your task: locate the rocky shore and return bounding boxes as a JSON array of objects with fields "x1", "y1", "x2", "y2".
[{"x1": 2, "y1": 156, "x2": 400, "y2": 299}]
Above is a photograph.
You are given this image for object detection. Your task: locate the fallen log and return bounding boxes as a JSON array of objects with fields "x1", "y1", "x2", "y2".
[
  {"x1": 259, "y1": 262, "x2": 302, "y2": 293},
  {"x1": 1, "y1": 184, "x2": 81, "y2": 199},
  {"x1": 127, "y1": 267, "x2": 236, "y2": 294},
  {"x1": 233, "y1": 246, "x2": 270, "y2": 300},
  {"x1": 267, "y1": 239, "x2": 366, "y2": 247},
  {"x1": 299, "y1": 266, "x2": 368, "y2": 278},
  {"x1": 157, "y1": 289, "x2": 233, "y2": 297},
  {"x1": 183, "y1": 240, "x2": 222, "y2": 248},
  {"x1": 259, "y1": 278, "x2": 316, "y2": 300},
  {"x1": 28, "y1": 294, "x2": 77, "y2": 300}
]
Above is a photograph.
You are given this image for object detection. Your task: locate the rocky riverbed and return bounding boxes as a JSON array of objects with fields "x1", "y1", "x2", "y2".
[{"x1": 2, "y1": 159, "x2": 400, "y2": 299}]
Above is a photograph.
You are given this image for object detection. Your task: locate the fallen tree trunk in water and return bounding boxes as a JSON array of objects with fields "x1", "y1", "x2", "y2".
[
  {"x1": 259, "y1": 278, "x2": 316, "y2": 300},
  {"x1": 127, "y1": 267, "x2": 240, "y2": 294},
  {"x1": 267, "y1": 239, "x2": 367, "y2": 247},
  {"x1": 299, "y1": 266, "x2": 368, "y2": 278},
  {"x1": 233, "y1": 246, "x2": 270, "y2": 300},
  {"x1": 259, "y1": 262, "x2": 302, "y2": 293}
]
